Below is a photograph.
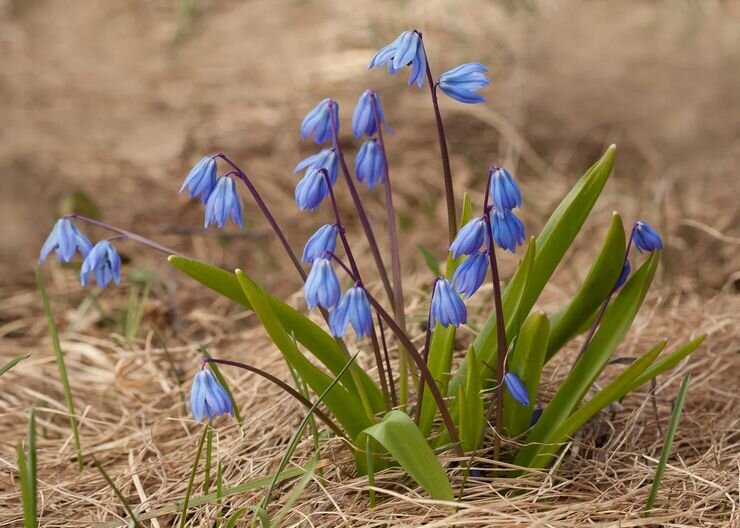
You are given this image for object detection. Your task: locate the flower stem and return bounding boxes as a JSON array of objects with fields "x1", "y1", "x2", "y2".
[
  {"x1": 376, "y1": 313, "x2": 398, "y2": 407},
  {"x1": 413, "y1": 291, "x2": 436, "y2": 424},
  {"x1": 420, "y1": 36, "x2": 457, "y2": 243},
  {"x1": 215, "y1": 153, "x2": 306, "y2": 282},
  {"x1": 327, "y1": 101, "x2": 395, "y2": 305}
]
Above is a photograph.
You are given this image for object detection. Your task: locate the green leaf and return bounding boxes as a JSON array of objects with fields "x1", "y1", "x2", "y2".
[
  {"x1": 0, "y1": 354, "x2": 29, "y2": 377},
  {"x1": 546, "y1": 212, "x2": 626, "y2": 361},
  {"x1": 626, "y1": 335, "x2": 705, "y2": 394},
  {"x1": 457, "y1": 347, "x2": 485, "y2": 452},
  {"x1": 235, "y1": 270, "x2": 372, "y2": 440},
  {"x1": 223, "y1": 508, "x2": 248, "y2": 528},
  {"x1": 270, "y1": 456, "x2": 317, "y2": 528},
  {"x1": 515, "y1": 252, "x2": 659, "y2": 468},
  {"x1": 417, "y1": 245, "x2": 441, "y2": 277},
  {"x1": 503, "y1": 312, "x2": 550, "y2": 438},
  {"x1": 359, "y1": 410, "x2": 453, "y2": 501},
  {"x1": 168, "y1": 255, "x2": 251, "y2": 308}
]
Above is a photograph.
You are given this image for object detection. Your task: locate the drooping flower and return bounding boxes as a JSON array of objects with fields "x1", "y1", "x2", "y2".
[
  {"x1": 190, "y1": 367, "x2": 234, "y2": 423},
  {"x1": 300, "y1": 98, "x2": 339, "y2": 144},
  {"x1": 295, "y1": 168, "x2": 329, "y2": 211},
  {"x1": 293, "y1": 148, "x2": 338, "y2": 186},
  {"x1": 305, "y1": 257, "x2": 341, "y2": 309},
  {"x1": 633, "y1": 221, "x2": 663, "y2": 253},
  {"x1": 39, "y1": 218, "x2": 93, "y2": 264},
  {"x1": 490, "y1": 209, "x2": 525, "y2": 253},
  {"x1": 430, "y1": 278, "x2": 467, "y2": 328},
  {"x1": 351, "y1": 90, "x2": 392, "y2": 138},
  {"x1": 530, "y1": 405, "x2": 543, "y2": 426},
  {"x1": 329, "y1": 286, "x2": 373, "y2": 339},
  {"x1": 490, "y1": 167, "x2": 522, "y2": 211},
  {"x1": 80, "y1": 240, "x2": 122, "y2": 288},
  {"x1": 179, "y1": 156, "x2": 217, "y2": 203},
  {"x1": 368, "y1": 30, "x2": 427, "y2": 87},
  {"x1": 449, "y1": 217, "x2": 487, "y2": 258},
  {"x1": 204, "y1": 176, "x2": 242, "y2": 229},
  {"x1": 438, "y1": 62, "x2": 489, "y2": 104},
  {"x1": 452, "y1": 251, "x2": 488, "y2": 298},
  {"x1": 613, "y1": 259, "x2": 631, "y2": 291},
  {"x1": 302, "y1": 224, "x2": 338, "y2": 263},
  {"x1": 504, "y1": 372, "x2": 530, "y2": 407},
  {"x1": 355, "y1": 139, "x2": 386, "y2": 189}
]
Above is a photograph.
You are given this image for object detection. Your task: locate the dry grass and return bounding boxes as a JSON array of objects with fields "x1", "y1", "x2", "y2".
[{"x1": 1, "y1": 0, "x2": 739, "y2": 526}]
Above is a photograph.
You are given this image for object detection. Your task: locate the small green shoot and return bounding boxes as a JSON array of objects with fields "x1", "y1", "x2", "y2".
[
  {"x1": 17, "y1": 408, "x2": 37, "y2": 528},
  {"x1": 178, "y1": 424, "x2": 209, "y2": 528},
  {"x1": 0, "y1": 354, "x2": 29, "y2": 377},
  {"x1": 93, "y1": 457, "x2": 143, "y2": 528}
]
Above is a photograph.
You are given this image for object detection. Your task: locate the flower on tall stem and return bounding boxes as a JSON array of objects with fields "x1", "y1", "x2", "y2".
[
  {"x1": 293, "y1": 148, "x2": 338, "y2": 185},
  {"x1": 190, "y1": 367, "x2": 234, "y2": 423},
  {"x1": 490, "y1": 167, "x2": 522, "y2": 211},
  {"x1": 39, "y1": 218, "x2": 93, "y2": 264},
  {"x1": 430, "y1": 278, "x2": 467, "y2": 328},
  {"x1": 204, "y1": 176, "x2": 242, "y2": 229},
  {"x1": 490, "y1": 208, "x2": 525, "y2": 253},
  {"x1": 301, "y1": 224, "x2": 338, "y2": 263},
  {"x1": 179, "y1": 156, "x2": 217, "y2": 203},
  {"x1": 80, "y1": 240, "x2": 121, "y2": 288},
  {"x1": 452, "y1": 251, "x2": 489, "y2": 298},
  {"x1": 449, "y1": 217, "x2": 487, "y2": 258},
  {"x1": 328, "y1": 285, "x2": 373, "y2": 339},
  {"x1": 352, "y1": 90, "x2": 392, "y2": 138},
  {"x1": 300, "y1": 98, "x2": 339, "y2": 144},
  {"x1": 633, "y1": 221, "x2": 663, "y2": 253},
  {"x1": 368, "y1": 30, "x2": 427, "y2": 87},
  {"x1": 304, "y1": 257, "x2": 341, "y2": 309},
  {"x1": 355, "y1": 139, "x2": 386, "y2": 189},
  {"x1": 613, "y1": 259, "x2": 631, "y2": 291},
  {"x1": 438, "y1": 62, "x2": 489, "y2": 104},
  {"x1": 295, "y1": 168, "x2": 330, "y2": 211},
  {"x1": 504, "y1": 372, "x2": 530, "y2": 407}
]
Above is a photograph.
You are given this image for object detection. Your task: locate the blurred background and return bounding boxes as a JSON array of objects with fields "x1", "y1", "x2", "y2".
[{"x1": 1, "y1": 0, "x2": 738, "y2": 294}]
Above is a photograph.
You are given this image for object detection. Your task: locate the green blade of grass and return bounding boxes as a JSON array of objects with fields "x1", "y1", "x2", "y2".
[
  {"x1": 178, "y1": 425, "x2": 209, "y2": 528},
  {"x1": 93, "y1": 458, "x2": 143, "y2": 528},
  {"x1": 366, "y1": 435, "x2": 376, "y2": 508},
  {"x1": 203, "y1": 424, "x2": 213, "y2": 494},
  {"x1": 270, "y1": 456, "x2": 318, "y2": 528},
  {"x1": 35, "y1": 268, "x2": 83, "y2": 471},
  {"x1": 645, "y1": 373, "x2": 691, "y2": 514},
  {"x1": 27, "y1": 409, "x2": 37, "y2": 524},
  {"x1": 0, "y1": 354, "x2": 30, "y2": 377},
  {"x1": 17, "y1": 442, "x2": 34, "y2": 528}
]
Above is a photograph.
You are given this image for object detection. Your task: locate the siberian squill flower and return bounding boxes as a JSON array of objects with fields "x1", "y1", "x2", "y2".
[
  {"x1": 504, "y1": 372, "x2": 530, "y2": 407},
  {"x1": 633, "y1": 221, "x2": 663, "y2": 253},
  {"x1": 452, "y1": 251, "x2": 488, "y2": 298},
  {"x1": 293, "y1": 148, "x2": 338, "y2": 186},
  {"x1": 613, "y1": 260, "x2": 631, "y2": 291},
  {"x1": 438, "y1": 62, "x2": 489, "y2": 104},
  {"x1": 329, "y1": 286, "x2": 373, "y2": 339},
  {"x1": 490, "y1": 167, "x2": 522, "y2": 211},
  {"x1": 179, "y1": 156, "x2": 217, "y2": 203},
  {"x1": 491, "y1": 208, "x2": 525, "y2": 253},
  {"x1": 355, "y1": 139, "x2": 386, "y2": 189},
  {"x1": 190, "y1": 367, "x2": 234, "y2": 423},
  {"x1": 295, "y1": 168, "x2": 329, "y2": 211},
  {"x1": 39, "y1": 218, "x2": 93, "y2": 264},
  {"x1": 80, "y1": 240, "x2": 122, "y2": 288},
  {"x1": 430, "y1": 278, "x2": 467, "y2": 328},
  {"x1": 368, "y1": 30, "x2": 427, "y2": 87},
  {"x1": 302, "y1": 224, "x2": 338, "y2": 263},
  {"x1": 305, "y1": 257, "x2": 341, "y2": 309},
  {"x1": 352, "y1": 90, "x2": 391, "y2": 138},
  {"x1": 205, "y1": 176, "x2": 242, "y2": 229},
  {"x1": 300, "y1": 98, "x2": 339, "y2": 144},
  {"x1": 449, "y1": 217, "x2": 487, "y2": 258}
]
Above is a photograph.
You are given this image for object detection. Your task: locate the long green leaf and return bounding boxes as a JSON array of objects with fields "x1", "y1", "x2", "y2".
[
  {"x1": 94, "y1": 458, "x2": 144, "y2": 528},
  {"x1": 515, "y1": 252, "x2": 659, "y2": 468},
  {"x1": 0, "y1": 354, "x2": 29, "y2": 377},
  {"x1": 457, "y1": 347, "x2": 484, "y2": 452},
  {"x1": 270, "y1": 457, "x2": 317, "y2": 528},
  {"x1": 359, "y1": 410, "x2": 453, "y2": 501},
  {"x1": 626, "y1": 335, "x2": 705, "y2": 394},
  {"x1": 235, "y1": 270, "x2": 372, "y2": 440},
  {"x1": 546, "y1": 212, "x2": 626, "y2": 360},
  {"x1": 503, "y1": 312, "x2": 550, "y2": 438}
]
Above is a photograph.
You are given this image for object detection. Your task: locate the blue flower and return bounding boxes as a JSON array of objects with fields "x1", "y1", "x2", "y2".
[
  {"x1": 329, "y1": 286, "x2": 373, "y2": 339},
  {"x1": 351, "y1": 90, "x2": 392, "y2": 138},
  {"x1": 355, "y1": 139, "x2": 386, "y2": 189},
  {"x1": 368, "y1": 30, "x2": 427, "y2": 87},
  {"x1": 300, "y1": 98, "x2": 339, "y2": 144},
  {"x1": 430, "y1": 278, "x2": 467, "y2": 328},
  {"x1": 491, "y1": 209, "x2": 525, "y2": 253},
  {"x1": 39, "y1": 218, "x2": 93, "y2": 264},
  {"x1": 452, "y1": 252, "x2": 488, "y2": 298},
  {"x1": 530, "y1": 405, "x2": 543, "y2": 427},
  {"x1": 179, "y1": 156, "x2": 217, "y2": 203},
  {"x1": 438, "y1": 62, "x2": 489, "y2": 104},
  {"x1": 205, "y1": 176, "x2": 242, "y2": 229},
  {"x1": 294, "y1": 148, "x2": 338, "y2": 186},
  {"x1": 302, "y1": 224, "x2": 338, "y2": 263},
  {"x1": 490, "y1": 167, "x2": 522, "y2": 211},
  {"x1": 295, "y1": 168, "x2": 330, "y2": 211},
  {"x1": 449, "y1": 217, "x2": 487, "y2": 258},
  {"x1": 305, "y1": 257, "x2": 341, "y2": 309},
  {"x1": 80, "y1": 240, "x2": 122, "y2": 287},
  {"x1": 613, "y1": 259, "x2": 631, "y2": 291},
  {"x1": 190, "y1": 368, "x2": 234, "y2": 423},
  {"x1": 504, "y1": 372, "x2": 530, "y2": 407},
  {"x1": 633, "y1": 221, "x2": 663, "y2": 253}
]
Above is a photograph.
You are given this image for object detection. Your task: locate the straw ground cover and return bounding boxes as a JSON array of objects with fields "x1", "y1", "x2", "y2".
[{"x1": 2, "y1": 1, "x2": 739, "y2": 525}]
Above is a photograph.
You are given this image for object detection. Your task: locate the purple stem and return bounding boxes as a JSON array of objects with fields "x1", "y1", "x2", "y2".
[
  {"x1": 413, "y1": 282, "x2": 438, "y2": 424},
  {"x1": 64, "y1": 214, "x2": 182, "y2": 256},
  {"x1": 376, "y1": 313, "x2": 398, "y2": 407}
]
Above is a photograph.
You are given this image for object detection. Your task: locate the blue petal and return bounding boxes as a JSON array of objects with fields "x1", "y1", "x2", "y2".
[{"x1": 504, "y1": 372, "x2": 530, "y2": 407}]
